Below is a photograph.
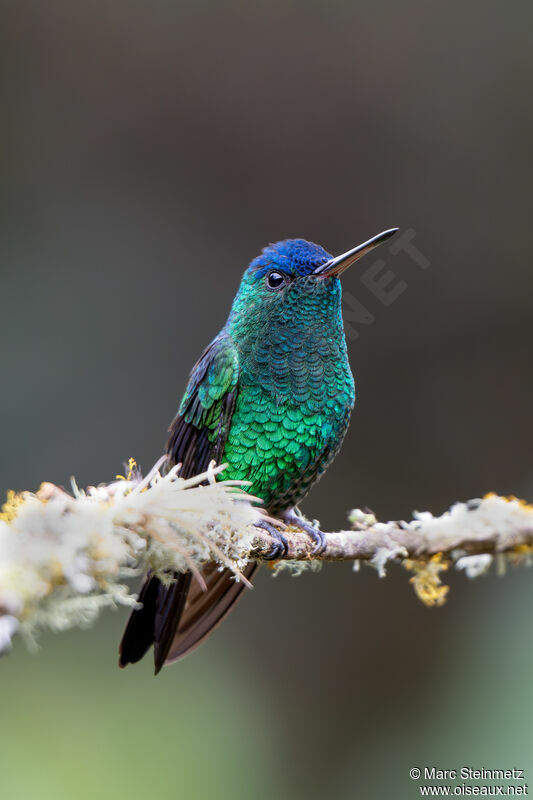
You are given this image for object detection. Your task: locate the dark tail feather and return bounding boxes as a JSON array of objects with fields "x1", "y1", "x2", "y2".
[
  {"x1": 118, "y1": 575, "x2": 161, "y2": 667},
  {"x1": 164, "y1": 562, "x2": 258, "y2": 666},
  {"x1": 118, "y1": 563, "x2": 257, "y2": 672},
  {"x1": 153, "y1": 572, "x2": 192, "y2": 674}
]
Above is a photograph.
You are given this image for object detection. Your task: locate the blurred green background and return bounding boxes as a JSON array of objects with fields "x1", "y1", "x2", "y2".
[{"x1": 1, "y1": 1, "x2": 533, "y2": 798}]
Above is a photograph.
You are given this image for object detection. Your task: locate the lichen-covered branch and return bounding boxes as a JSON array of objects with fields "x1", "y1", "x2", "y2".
[
  {"x1": 0, "y1": 456, "x2": 532, "y2": 655},
  {"x1": 253, "y1": 497, "x2": 533, "y2": 606}
]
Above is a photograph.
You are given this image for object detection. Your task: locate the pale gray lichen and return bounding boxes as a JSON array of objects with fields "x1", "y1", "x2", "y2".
[
  {"x1": 0, "y1": 615, "x2": 19, "y2": 653},
  {"x1": 0, "y1": 458, "x2": 260, "y2": 654},
  {"x1": 349, "y1": 508, "x2": 377, "y2": 527},
  {"x1": 271, "y1": 560, "x2": 323, "y2": 577},
  {"x1": 369, "y1": 541, "x2": 409, "y2": 578},
  {"x1": 455, "y1": 554, "x2": 493, "y2": 578}
]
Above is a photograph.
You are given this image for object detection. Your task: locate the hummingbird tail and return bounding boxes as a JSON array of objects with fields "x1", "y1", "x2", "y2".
[{"x1": 118, "y1": 562, "x2": 257, "y2": 672}]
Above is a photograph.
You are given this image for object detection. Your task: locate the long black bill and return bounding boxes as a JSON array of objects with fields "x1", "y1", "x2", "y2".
[{"x1": 313, "y1": 228, "x2": 399, "y2": 278}]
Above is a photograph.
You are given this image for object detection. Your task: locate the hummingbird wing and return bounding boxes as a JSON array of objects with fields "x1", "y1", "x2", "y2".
[
  {"x1": 167, "y1": 332, "x2": 240, "y2": 473},
  {"x1": 119, "y1": 333, "x2": 257, "y2": 672}
]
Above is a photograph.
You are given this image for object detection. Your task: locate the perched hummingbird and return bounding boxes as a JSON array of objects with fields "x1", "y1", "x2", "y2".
[{"x1": 119, "y1": 228, "x2": 398, "y2": 673}]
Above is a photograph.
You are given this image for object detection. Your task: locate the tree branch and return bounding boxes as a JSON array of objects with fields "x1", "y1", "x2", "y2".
[
  {"x1": 1, "y1": 456, "x2": 532, "y2": 654},
  {"x1": 251, "y1": 501, "x2": 533, "y2": 563}
]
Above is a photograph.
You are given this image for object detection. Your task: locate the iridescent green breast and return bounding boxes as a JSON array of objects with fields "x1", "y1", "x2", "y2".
[
  {"x1": 222, "y1": 275, "x2": 355, "y2": 512},
  {"x1": 221, "y1": 382, "x2": 353, "y2": 513}
]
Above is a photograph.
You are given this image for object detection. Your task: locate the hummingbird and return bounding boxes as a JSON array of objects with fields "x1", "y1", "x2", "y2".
[{"x1": 119, "y1": 228, "x2": 398, "y2": 673}]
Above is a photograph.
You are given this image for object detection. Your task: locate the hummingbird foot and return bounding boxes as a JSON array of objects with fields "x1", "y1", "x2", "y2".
[
  {"x1": 254, "y1": 519, "x2": 289, "y2": 560},
  {"x1": 282, "y1": 509, "x2": 327, "y2": 555}
]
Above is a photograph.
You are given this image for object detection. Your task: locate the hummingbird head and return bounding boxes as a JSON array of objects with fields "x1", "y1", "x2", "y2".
[
  {"x1": 228, "y1": 229, "x2": 398, "y2": 330},
  {"x1": 226, "y1": 228, "x2": 398, "y2": 394}
]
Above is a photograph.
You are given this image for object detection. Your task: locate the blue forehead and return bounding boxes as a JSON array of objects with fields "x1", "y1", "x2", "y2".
[{"x1": 248, "y1": 239, "x2": 332, "y2": 279}]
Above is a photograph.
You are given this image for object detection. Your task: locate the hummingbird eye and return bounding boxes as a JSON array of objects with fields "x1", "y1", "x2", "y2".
[{"x1": 265, "y1": 270, "x2": 287, "y2": 290}]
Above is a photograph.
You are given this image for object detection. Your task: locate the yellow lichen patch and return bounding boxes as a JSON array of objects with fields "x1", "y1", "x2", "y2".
[
  {"x1": 404, "y1": 553, "x2": 450, "y2": 607},
  {"x1": 48, "y1": 559, "x2": 66, "y2": 585},
  {"x1": 116, "y1": 457, "x2": 138, "y2": 482},
  {"x1": 0, "y1": 490, "x2": 26, "y2": 523},
  {"x1": 507, "y1": 496, "x2": 533, "y2": 511},
  {"x1": 483, "y1": 492, "x2": 533, "y2": 511}
]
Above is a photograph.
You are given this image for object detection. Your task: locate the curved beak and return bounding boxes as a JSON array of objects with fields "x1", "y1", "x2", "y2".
[{"x1": 313, "y1": 228, "x2": 399, "y2": 278}]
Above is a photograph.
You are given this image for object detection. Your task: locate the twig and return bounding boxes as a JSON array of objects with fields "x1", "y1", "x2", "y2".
[
  {"x1": 0, "y1": 457, "x2": 532, "y2": 654},
  {"x1": 251, "y1": 501, "x2": 533, "y2": 563}
]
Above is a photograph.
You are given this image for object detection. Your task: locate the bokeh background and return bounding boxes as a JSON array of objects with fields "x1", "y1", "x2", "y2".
[{"x1": 1, "y1": 1, "x2": 533, "y2": 798}]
